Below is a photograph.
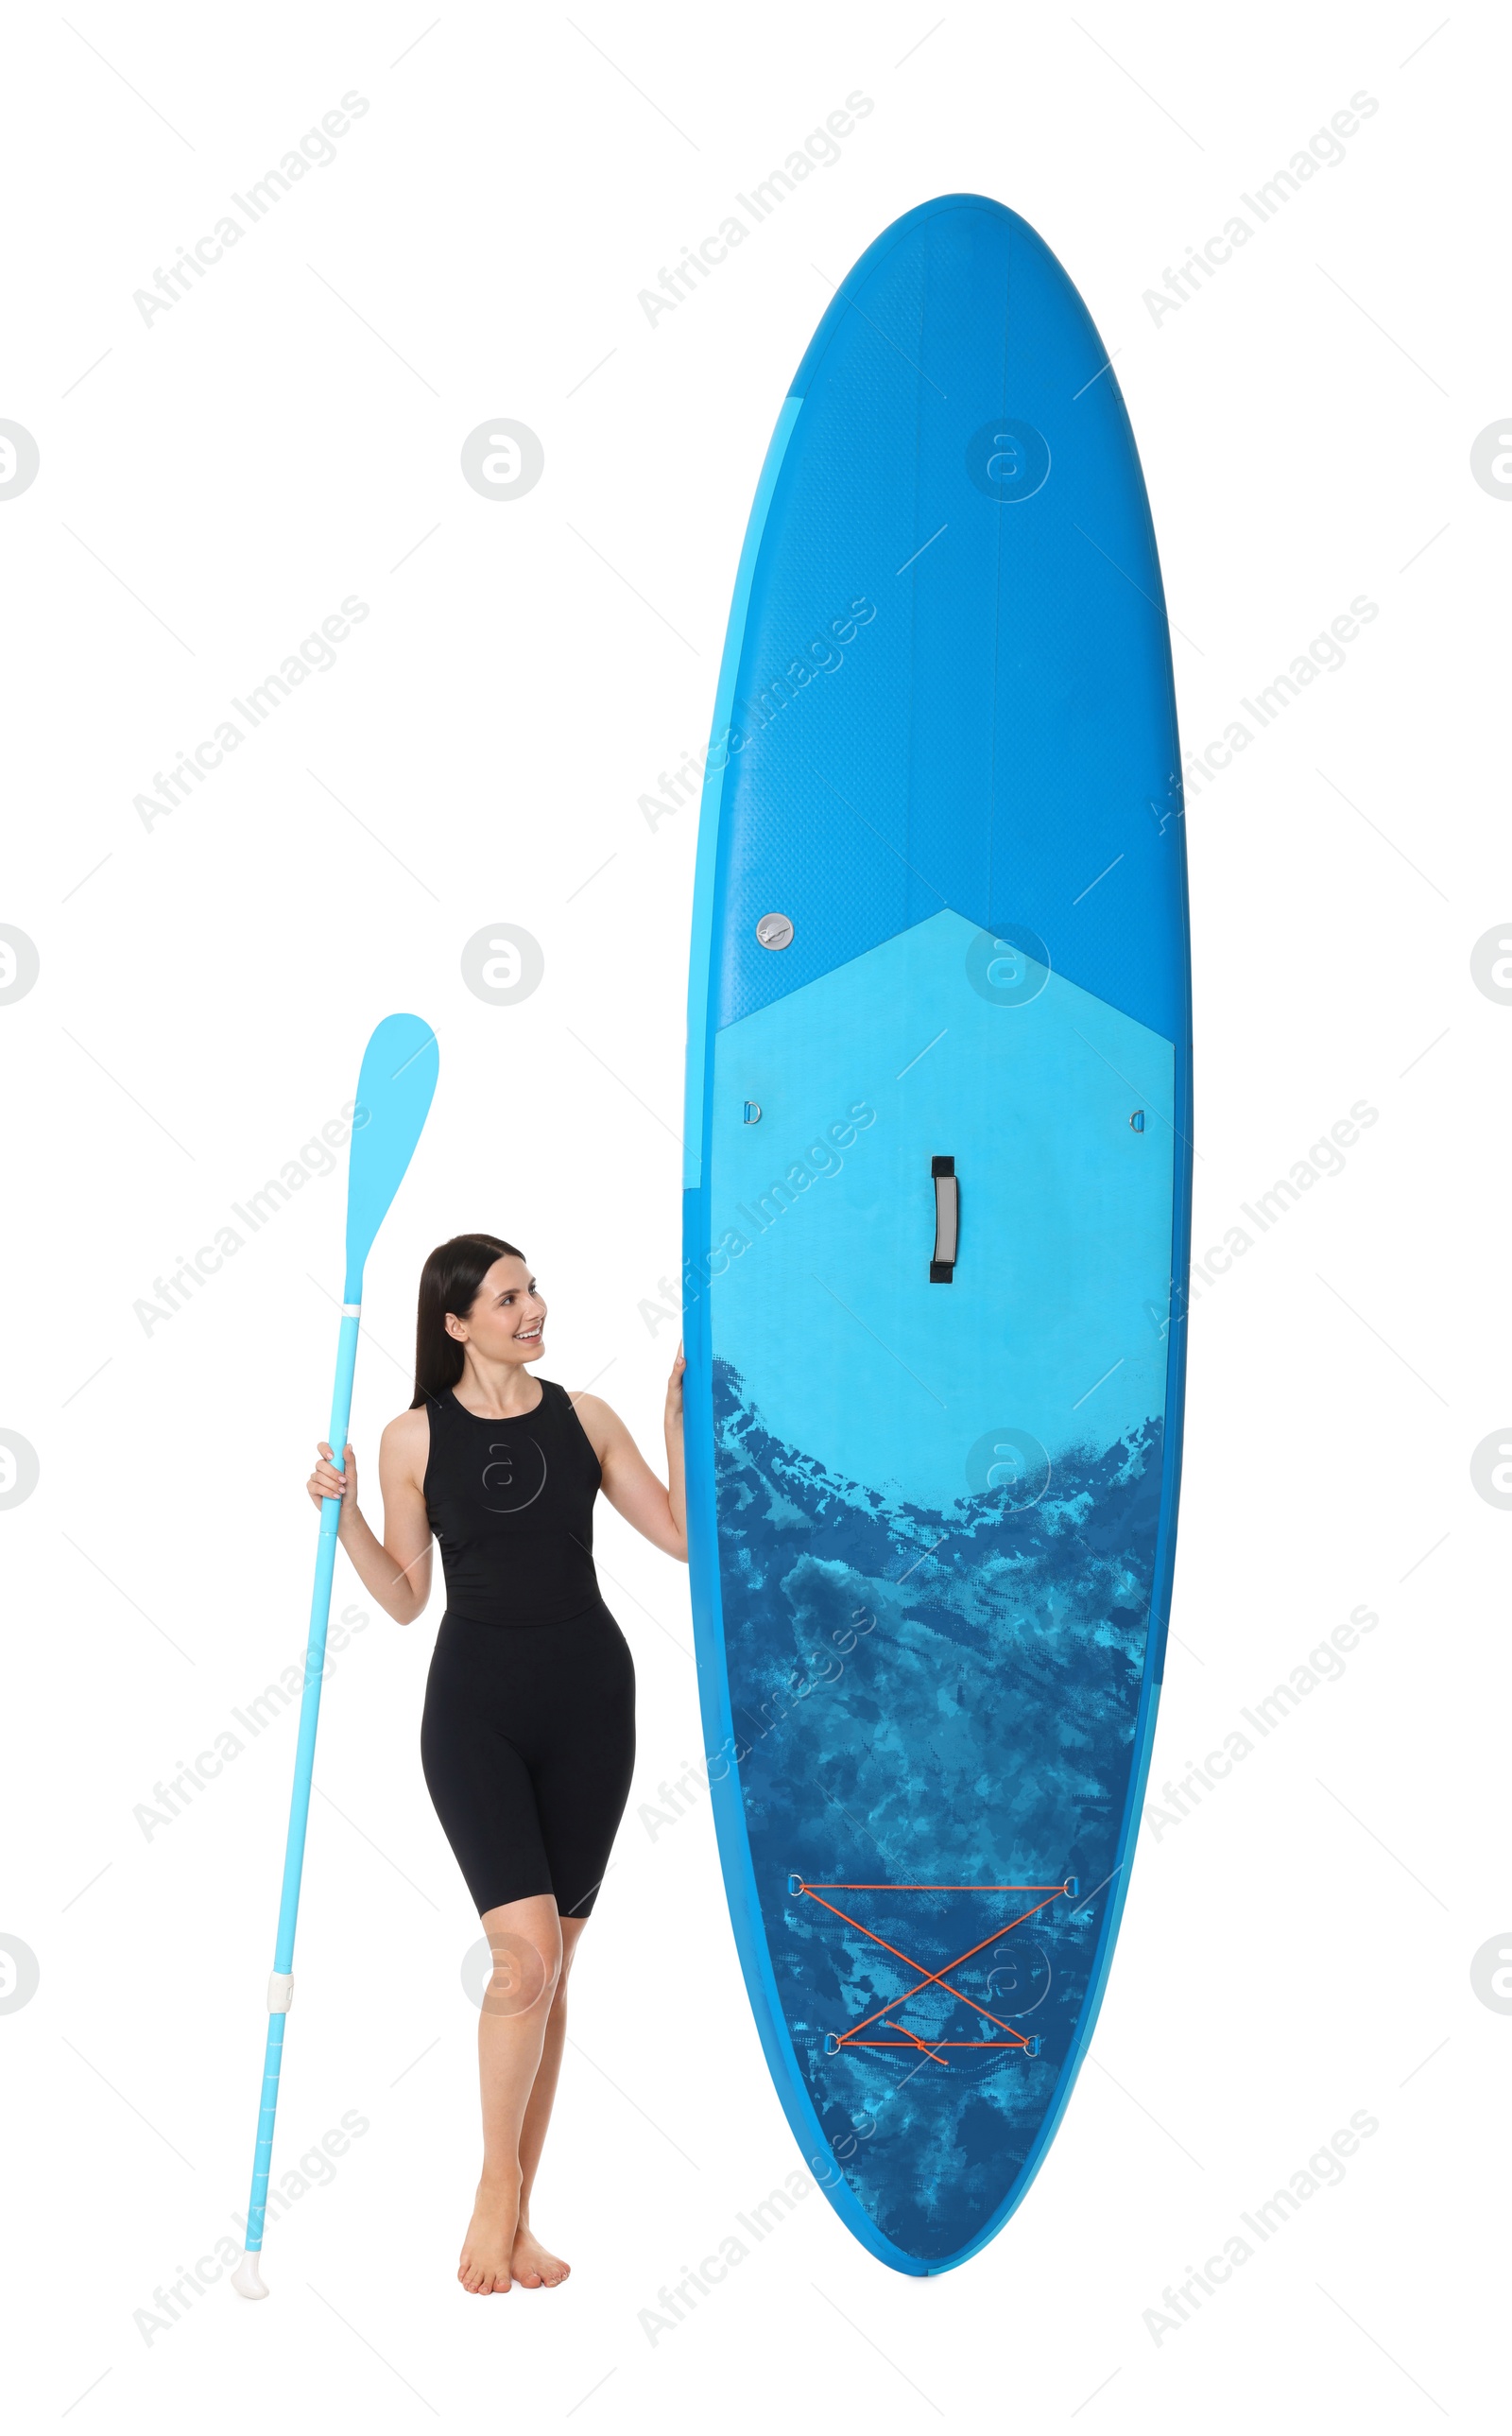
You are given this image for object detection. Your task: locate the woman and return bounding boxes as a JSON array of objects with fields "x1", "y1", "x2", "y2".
[{"x1": 305, "y1": 1232, "x2": 686, "y2": 2296}]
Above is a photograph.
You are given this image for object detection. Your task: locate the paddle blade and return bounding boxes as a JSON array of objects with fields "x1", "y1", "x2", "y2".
[{"x1": 343, "y1": 1013, "x2": 439, "y2": 1295}]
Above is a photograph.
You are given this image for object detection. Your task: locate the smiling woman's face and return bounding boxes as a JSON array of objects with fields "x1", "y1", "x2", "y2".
[{"x1": 445, "y1": 1254, "x2": 546, "y2": 1366}]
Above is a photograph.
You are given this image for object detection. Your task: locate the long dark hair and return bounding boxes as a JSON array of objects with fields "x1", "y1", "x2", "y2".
[{"x1": 411, "y1": 1234, "x2": 524, "y2": 1408}]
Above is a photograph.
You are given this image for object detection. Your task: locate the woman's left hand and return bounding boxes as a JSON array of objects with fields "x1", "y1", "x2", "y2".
[{"x1": 665, "y1": 1341, "x2": 685, "y2": 1425}]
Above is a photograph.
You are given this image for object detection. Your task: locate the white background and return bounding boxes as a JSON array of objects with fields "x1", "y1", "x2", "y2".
[{"x1": 1, "y1": 3, "x2": 1502, "y2": 2427}]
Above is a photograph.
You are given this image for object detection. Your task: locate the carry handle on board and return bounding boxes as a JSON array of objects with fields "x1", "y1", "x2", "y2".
[{"x1": 931, "y1": 1156, "x2": 958, "y2": 1282}]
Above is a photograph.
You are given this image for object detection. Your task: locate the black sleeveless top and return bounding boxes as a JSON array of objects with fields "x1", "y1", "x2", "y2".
[{"x1": 423, "y1": 1378, "x2": 603, "y2": 1625}]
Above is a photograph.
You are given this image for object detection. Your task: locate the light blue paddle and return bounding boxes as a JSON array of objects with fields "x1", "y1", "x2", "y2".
[{"x1": 232, "y1": 1013, "x2": 438, "y2": 2298}]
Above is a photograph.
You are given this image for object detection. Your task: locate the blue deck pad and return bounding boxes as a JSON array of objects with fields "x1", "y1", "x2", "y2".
[{"x1": 709, "y1": 909, "x2": 1175, "y2": 1512}]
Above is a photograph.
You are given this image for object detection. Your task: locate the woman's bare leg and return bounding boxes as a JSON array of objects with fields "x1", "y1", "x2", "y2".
[
  {"x1": 457, "y1": 1894, "x2": 562, "y2": 2295},
  {"x1": 511, "y1": 1915, "x2": 587, "y2": 2287}
]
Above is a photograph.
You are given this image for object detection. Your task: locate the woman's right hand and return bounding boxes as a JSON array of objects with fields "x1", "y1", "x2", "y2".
[{"x1": 307, "y1": 1440, "x2": 357, "y2": 1515}]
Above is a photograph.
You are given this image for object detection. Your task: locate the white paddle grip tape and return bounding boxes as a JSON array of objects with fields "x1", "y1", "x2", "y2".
[
  {"x1": 267, "y1": 1972, "x2": 294, "y2": 2013},
  {"x1": 342, "y1": 1304, "x2": 361, "y2": 1317}
]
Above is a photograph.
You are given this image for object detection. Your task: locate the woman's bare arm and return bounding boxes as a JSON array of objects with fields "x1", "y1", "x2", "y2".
[
  {"x1": 575, "y1": 1349, "x2": 686, "y2": 1563},
  {"x1": 307, "y1": 1406, "x2": 435, "y2": 1624}
]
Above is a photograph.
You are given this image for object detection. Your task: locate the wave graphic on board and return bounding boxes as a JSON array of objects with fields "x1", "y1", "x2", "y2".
[{"x1": 711, "y1": 1356, "x2": 1165, "y2": 2258}]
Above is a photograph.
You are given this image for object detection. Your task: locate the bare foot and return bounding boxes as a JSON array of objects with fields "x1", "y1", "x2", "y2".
[
  {"x1": 511, "y1": 2219, "x2": 570, "y2": 2289},
  {"x1": 458, "y1": 2174, "x2": 519, "y2": 2294}
]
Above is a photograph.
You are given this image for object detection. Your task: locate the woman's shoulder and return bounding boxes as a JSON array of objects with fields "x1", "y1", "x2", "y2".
[
  {"x1": 380, "y1": 1400, "x2": 434, "y2": 1478},
  {"x1": 559, "y1": 1385, "x2": 617, "y2": 1460}
]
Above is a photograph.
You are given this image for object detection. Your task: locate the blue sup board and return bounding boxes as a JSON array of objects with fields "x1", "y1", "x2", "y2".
[{"x1": 681, "y1": 196, "x2": 1192, "y2": 2275}]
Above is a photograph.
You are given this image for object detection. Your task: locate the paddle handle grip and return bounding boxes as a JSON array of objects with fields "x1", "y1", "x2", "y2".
[{"x1": 241, "y1": 1303, "x2": 362, "y2": 2257}]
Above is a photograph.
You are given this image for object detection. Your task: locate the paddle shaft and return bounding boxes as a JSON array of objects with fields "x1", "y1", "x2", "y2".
[{"x1": 243, "y1": 1301, "x2": 361, "y2": 2253}]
